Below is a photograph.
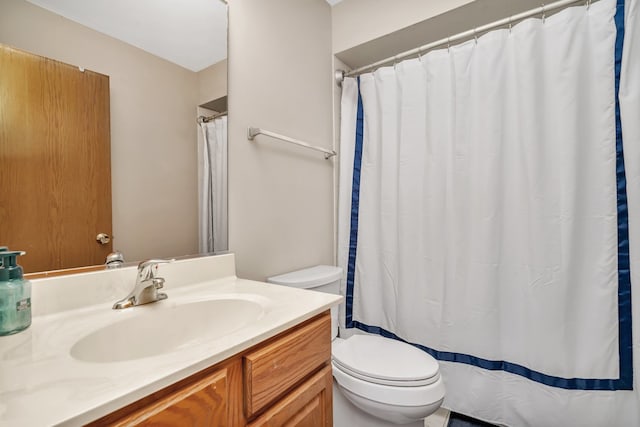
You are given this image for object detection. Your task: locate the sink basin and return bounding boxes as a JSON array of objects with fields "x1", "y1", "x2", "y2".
[{"x1": 70, "y1": 298, "x2": 265, "y2": 363}]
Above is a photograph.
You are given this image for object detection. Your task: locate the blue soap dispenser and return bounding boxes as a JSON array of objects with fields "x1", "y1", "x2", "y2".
[{"x1": 0, "y1": 251, "x2": 32, "y2": 336}]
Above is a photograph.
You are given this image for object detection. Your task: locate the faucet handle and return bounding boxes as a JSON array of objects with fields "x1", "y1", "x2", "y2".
[
  {"x1": 137, "y1": 259, "x2": 175, "y2": 281},
  {"x1": 138, "y1": 258, "x2": 175, "y2": 269}
]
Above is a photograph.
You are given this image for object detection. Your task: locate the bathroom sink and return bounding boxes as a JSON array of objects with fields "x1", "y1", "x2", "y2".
[{"x1": 70, "y1": 298, "x2": 265, "y2": 363}]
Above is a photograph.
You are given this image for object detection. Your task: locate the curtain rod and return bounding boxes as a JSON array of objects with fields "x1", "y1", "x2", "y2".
[
  {"x1": 336, "y1": 0, "x2": 594, "y2": 82},
  {"x1": 197, "y1": 111, "x2": 227, "y2": 124}
]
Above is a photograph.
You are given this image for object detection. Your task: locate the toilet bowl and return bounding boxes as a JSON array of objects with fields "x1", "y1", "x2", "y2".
[
  {"x1": 332, "y1": 335, "x2": 445, "y2": 425},
  {"x1": 268, "y1": 266, "x2": 446, "y2": 426}
]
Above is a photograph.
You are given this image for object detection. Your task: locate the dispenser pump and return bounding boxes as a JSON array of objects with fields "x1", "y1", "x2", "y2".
[
  {"x1": 1, "y1": 251, "x2": 25, "y2": 279},
  {"x1": 0, "y1": 250, "x2": 31, "y2": 336}
]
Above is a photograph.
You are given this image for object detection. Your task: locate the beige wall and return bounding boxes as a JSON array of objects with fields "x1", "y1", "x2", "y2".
[
  {"x1": 0, "y1": 0, "x2": 203, "y2": 263},
  {"x1": 197, "y1": 59, "x2": 227, "y2": 106},
  {"x1": 332, "y1": 0, "x2": 474, "y2": 53},
  {"x1": 228, "y1": 0, "x2": 334, "y2": 281}
]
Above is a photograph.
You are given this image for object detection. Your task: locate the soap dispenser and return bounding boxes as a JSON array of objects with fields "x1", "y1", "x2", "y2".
[{"x1": 0, "y1": 251, "x2": 32, "y2": 336}]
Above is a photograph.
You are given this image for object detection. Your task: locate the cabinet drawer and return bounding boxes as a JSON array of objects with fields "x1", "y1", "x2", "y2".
[{"x1": 244, "y1": 312, "x2": 331, "y2": 418}]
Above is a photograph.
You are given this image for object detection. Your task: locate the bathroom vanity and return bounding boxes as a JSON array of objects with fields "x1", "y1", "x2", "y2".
[
  {"x1": 89, "y1": 312, "x2": 332, "y2": 426},
  {"x1": 0, "y1": 254, "x2": 341, "y2": 426}
]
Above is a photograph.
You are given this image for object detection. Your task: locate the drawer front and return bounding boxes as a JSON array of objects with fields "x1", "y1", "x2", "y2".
[
  {"x1": 244, "y1": 312, "x2": 331, "y2": 418},
  {"x1": 247, "y1": 365, "x2": 333, "y2": 427}
]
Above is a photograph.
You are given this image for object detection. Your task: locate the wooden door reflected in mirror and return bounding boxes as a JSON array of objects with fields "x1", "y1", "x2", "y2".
[{"x1": 0, "y1": 45, "x2": 112, "y2": 273}]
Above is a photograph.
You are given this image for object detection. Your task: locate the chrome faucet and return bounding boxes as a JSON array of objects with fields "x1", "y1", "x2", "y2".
[
  {"x1": 105, "y1": 250, "x2": 125, "y2": 268},
  {"x1": 112, "y1": 259, "x2": 174, "y2": 309}
]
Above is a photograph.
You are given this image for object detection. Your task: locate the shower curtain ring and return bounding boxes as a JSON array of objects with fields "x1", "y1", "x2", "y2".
[
  {"x1": 508, "y1": 17, "x2": 512, "y2": 34},
  {"x1": 474, "y1": 28, "x2": 478, "y2": 45},
  {"x1": 541, "y1": 3, "x2": 546, "y2": 23},
  {"x1": 586, "y1": 0, "x2": 591, "y2": 10},
  {"x1": 447, "y1": 37, "x2": 451, "y2": 52}
]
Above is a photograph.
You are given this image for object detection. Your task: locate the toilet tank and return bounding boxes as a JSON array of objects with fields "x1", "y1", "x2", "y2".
[{"x1": 267, "y1": 265, "x2": 342, "y2": 339}]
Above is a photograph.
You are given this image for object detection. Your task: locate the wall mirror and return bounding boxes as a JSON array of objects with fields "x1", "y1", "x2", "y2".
[{"x1": 0, "y1": 0, "x2": 228, "y2": 274}]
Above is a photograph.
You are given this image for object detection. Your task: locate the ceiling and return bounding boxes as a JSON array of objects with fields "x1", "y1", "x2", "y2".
[
  {"x1": 25, "y1": 0, "x2": 227, "y2": 72},
  {"x1": 23, "y1": 0, "x2": 348, "y2": 71}
]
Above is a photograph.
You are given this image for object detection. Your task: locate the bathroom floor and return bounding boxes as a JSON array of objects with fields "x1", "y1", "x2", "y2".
[{"x1": 448, "y1": 412, "x2": 497, "y2": 427}]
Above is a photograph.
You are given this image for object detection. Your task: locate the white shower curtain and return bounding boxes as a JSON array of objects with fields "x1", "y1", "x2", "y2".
[
  {"x1": 338, "y1": 0, "x2": 640, "y2": 425},
  {"x1": 199, "y1": 116, "x2": 228, "y2": 253}
]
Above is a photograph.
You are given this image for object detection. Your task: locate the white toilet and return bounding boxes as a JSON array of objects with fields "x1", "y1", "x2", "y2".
[{"x1": 267, "y1": 265, "x2": 445, "y2": 427}]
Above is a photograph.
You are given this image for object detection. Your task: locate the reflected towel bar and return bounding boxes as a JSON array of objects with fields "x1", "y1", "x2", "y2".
[{"x1": 247, "y1": 127, "x2": 337, "y2": 159}]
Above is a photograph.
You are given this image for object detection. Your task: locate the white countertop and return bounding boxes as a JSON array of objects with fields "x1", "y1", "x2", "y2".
[{"x1": 0, "y1": 254, "x2": 341, "y2": 426}]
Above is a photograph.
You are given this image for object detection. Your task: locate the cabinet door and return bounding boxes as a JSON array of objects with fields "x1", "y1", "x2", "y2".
[
  {"x1": 111, "y1": 368, "x2": 228, "y2": 427},
  {"x1": 248, "y1": 365, "x2": 333, "y2": 427}
]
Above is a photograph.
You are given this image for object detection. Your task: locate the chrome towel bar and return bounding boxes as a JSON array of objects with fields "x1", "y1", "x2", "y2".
[{"x1": 247, "y1": 127, "x2": 337, "y2": 159}]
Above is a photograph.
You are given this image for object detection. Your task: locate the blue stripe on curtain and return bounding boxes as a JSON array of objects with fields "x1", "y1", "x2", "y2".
[
  {"x1": 344, "y1": 0, "x2": 631, "y2": 391},
  {"x1": 345, "y1": 76, "x2": 364, "y2": 328},
  {"x1": 614, "y1": 0, "x2": 633, "y2": 391}
]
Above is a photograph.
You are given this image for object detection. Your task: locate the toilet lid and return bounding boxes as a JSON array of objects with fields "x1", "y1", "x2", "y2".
[{"x1": 332, "y1": 335, "x2": 440, "y2": 387}]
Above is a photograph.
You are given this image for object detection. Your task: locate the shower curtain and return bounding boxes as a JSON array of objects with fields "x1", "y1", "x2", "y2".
[
  {"x1": 199, "y1": 116, "x2": 228, "y2": 253},
  {"x1": 338, "y1": 0, "x2": 640, "y2": 425}
]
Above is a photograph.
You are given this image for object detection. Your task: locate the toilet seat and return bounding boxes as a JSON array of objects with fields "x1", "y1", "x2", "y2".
[
  {"x1": 332, "y1": 334, "x2": 440, "y2": 387},
  {"x1": 332, "y1": 361, "x2": 445, "y2": 407}
]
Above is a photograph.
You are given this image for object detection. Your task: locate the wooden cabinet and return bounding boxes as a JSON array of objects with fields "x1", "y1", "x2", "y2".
[
  {"x1": 248, "y1": 366, "x2": 333, "y2": 427},
  {"x1": 112, "y1": 369, "x2": 229, "y2": 426},
  {"x1": 87, "y1": 311, "x2": 332, "y2": 427},
  {"x1": 244, "y1": 313, "x2": 331, "y2": 417}
]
